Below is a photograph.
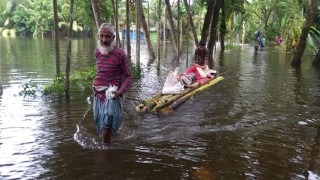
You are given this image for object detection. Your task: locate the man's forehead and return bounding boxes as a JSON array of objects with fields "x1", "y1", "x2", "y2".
[{"x1": 99, "y1": 28, "x2": 113, "y2": 35}]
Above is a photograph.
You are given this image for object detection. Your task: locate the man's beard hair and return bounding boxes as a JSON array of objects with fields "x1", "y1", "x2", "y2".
[{"x1": 98, "y1": 41, "x2": 114, "y2": 55}]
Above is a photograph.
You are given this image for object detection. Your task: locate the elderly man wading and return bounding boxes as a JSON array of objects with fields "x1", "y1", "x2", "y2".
[{"x1": 92, "y1": 23, "x2": 133, "y2": 145}]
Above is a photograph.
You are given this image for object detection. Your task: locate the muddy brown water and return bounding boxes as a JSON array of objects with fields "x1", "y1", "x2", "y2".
[{"x1": 0, "y1": 37, "x2": 320, "y2": 179}]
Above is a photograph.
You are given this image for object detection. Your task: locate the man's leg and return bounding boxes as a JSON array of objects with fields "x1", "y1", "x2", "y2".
[{"x1": 101, "y1": 127, "x2": 111, "y2": 144}]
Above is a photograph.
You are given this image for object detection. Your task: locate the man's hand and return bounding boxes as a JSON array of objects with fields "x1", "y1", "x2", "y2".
[{"x1": 112, "y1": 91, "x2": 121, "y2": 99}]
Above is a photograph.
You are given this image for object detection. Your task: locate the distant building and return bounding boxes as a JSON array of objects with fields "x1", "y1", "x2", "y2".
[{"x1": 121, "y1": 27, "x2": 144, "y2": 40}]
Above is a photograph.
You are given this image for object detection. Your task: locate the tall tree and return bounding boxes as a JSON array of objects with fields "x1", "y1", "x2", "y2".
[
  {"x1": 220, "y1": 0, "x2": 226, "y2": 51},
  {"x1": 126, "y1": 0, "x2": 131, "y2": 64},
  {"x1": 91, "y1": 0, "x2": 101, "y2": 30},
  {"x1": 292, "y1": 0, "x2": 318, "y2": 66},
  {"x1": 165, "y1": 0, "x2": 179, "y2": 55},
  {"x1": 207, "y1": 0, "x2": 221, "y2": 67},
  {"x1": 136, "y1": 0, "x2": 141, "y2": 72},
  {"x1": 157, "y1": 0, "x2": 161, "y2": 64},
  {"x1": 138, "y1": 0, "x2": 156, "y2": 61},
  {"x1": 53, "y1": 0, "x2": 60, "y2": 77},
  {"x1": 183, "y1": 0, "x2": 198, "y2": 46},
  {"x1": 200, "y1": 0, "x2": 215, "y2": 43},
  {"x1": 112, "y1": 0, "x2": 121, "y2": 47},
  {"x1": 65, "y1": 0, "x2": 74, "y2": 97},
  {"x1": 177, "y1": 0, "x2": 180, "y2": 60}
]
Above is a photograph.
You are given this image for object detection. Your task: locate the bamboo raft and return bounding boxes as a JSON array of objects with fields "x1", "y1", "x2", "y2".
[{"x1": 135, "y1": 75, "x2": 224, "y2": 113}]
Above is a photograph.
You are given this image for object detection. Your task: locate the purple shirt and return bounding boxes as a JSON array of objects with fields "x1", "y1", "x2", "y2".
[{"x1": 93, "y1": 46, "x2": 133, "y2": 95}]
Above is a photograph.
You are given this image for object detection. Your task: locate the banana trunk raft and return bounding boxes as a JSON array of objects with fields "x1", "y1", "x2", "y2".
[{"x1": 135, "y1": 76, "x2": 224, "y2": 113}]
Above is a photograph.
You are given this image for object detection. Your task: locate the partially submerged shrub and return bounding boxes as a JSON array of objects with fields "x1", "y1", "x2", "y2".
[
  {"x1": 43, "y1": 75, "x2": 65, "y2": 96},
  {"x1": 19, "y1": 81, "x2": 40, "y2": 96}
]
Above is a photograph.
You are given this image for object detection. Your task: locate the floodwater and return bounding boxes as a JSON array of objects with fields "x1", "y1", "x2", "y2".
[{"x1": 1, "y1": 36, "x2": 320, "y2": 179}]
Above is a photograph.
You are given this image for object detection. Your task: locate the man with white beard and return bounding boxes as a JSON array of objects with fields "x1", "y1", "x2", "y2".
[{"x1": 92, "y1": 23, "x2": 133, "y2": 145}]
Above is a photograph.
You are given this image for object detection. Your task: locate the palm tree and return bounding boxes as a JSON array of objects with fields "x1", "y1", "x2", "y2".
[
  {"x1": 292, "y1": 0, "x2": 318, "y2": 66},
  {"x1": 126, "y1": 0, "x2": 131, "y2": 64},
  {"x1": 207, "y1": 0, "x2": 221, "y2": 67},
  {"x1": 53, "y1": 0, "x2": 60, "y2": 77},
  {"x1": 136, "y1": 0, "x2": 141, "y2": 72},
  {"x1": 138, "y1": 0, "x2": 156, "y2": 61},
  {"x1": 65, "y1": 0, "x2": 74, "y2": 97},
  {"x1": 183, "y1": 0, "x2": 198, "y2": 46},
  {"x1": 165, "y1": 0, "x2": 178, "y2": 55},
  {"x1": 112, "y1": 0, "x2": 121, "y2": 47},
  {"x1": 200, "y1": 0, "x2": 215, "y2": 43},
  {"x1": 220, "y1": 0, "x2": 226, "y2": 51},
  {"x1": 91, "y1": 0, "x2": 101, "y2": 30},
  {"x1": 157, "y1": 0, "x2": 161, "y2": 64}
]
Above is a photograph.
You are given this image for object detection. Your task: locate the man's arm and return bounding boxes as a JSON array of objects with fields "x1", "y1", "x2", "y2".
[{"x1": 115, "y1": 53, "x2": 133, "y2": 97}]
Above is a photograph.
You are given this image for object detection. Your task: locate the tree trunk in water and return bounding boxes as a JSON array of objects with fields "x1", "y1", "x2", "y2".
[
  {"x1": 207, "y1": 0, "x2": 221, "y2": 68},
  {"x1": 165, "y1": 0, "x2": 178, "y2": 55},
  {"x1": 183, "y1": 0, "x2": 198, "y2": 46},
  {"x1": 164, "y1": 8, "x2": 167, "y2": 42},
  {"x1": 53, "y1": 0, "x2": 60, "y2": 77},
  {"x1": 126, "y1": 0, "x2": 131, "y2": 64},
  {"x1": 91, "y1": 0, "x2": 101, "y2": 30},
  {"x1": 65, "y1": 0, "x2": 74, "y2": 97},
  {"x1": 177, "y1": 0, "x2": 180, "y2": 60},
  {"x1": 200, "y1": 0, "x2": 215, "y2": 43},
  {"x1": 138, "y1": 0, "x2": 155, "y2": 62},
  {"x1": 136, "y1": 0, "x2": 141, "y2": 72},
  {"x1": 241, "y1": 21, "x2": 246, "y2": 44},
  {"x1": 112, "y1": 0, "x2": 121, "y2": 47},
  {"x1": 292, "y1": 0, "x2": 318, "y2": 66},
  {"x1": 157, "y1": 0, "x2": 161, "y2": 67},
  {"x1": 219, "y1": 0, "x2": 226, "y2": 51}
]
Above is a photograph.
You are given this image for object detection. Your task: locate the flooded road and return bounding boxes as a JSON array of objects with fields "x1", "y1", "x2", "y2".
[{"x1": 1, "y1": 37, "x2": 320, "y2": 179}]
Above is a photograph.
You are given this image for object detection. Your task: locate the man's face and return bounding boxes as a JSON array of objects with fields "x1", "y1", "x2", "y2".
[{"x1": 99, "y1": 28, "x2": 114, "y2": 47}]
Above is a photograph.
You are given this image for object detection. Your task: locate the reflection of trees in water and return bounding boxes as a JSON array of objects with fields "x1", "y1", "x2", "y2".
[
  {"x1": 218, "y1": 50, "x2": 224, "y2": 68},
  {"x1": 0, "y1": 81, "x2": 2, "y2": 95},
  {"x1": 305, "y1": 126, "x2": 320, "y2": 179},
  {"x1": 292, "y1": 66, "x2": 306, "y2": 105},
  {"x1": 304, "y1": 67, "x2": 320, "y2": 179}
]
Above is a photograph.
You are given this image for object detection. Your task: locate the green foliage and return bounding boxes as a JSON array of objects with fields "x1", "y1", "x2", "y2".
[
  {"x1": 43, "y1": 75, "x2": 65, "y2": 96},
  {"x1": 131, "y1": 63, "x2": 141, "y2": 80},
  {"x1": 70, "y1": 66, "x2": 96, "y2": 90},
  {"x1": 308, "y1": 26, "x2": 320, "y2": 54},
  {"x1": 224, "y1": 43, "x2": 235, "y2": 50},
  {"x1": 19, "y1": 81, "x2": 40, "y2": 96},
  {"x1": 10, "y1": 0, "x2": 53, "y2": 36}
]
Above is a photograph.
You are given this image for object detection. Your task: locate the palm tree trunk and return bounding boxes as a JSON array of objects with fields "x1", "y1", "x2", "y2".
[
  {"x1": 157, "y1": 0, "x2": 161, "y2": 63},
  {"x1": 200, "y1": 0, "x2": 215, "y2": 42},
  {"x1": 165, "y1": 0, "x2": 178, "y2": 55},
  {"x1": 219, "y1": 0, "x2": 226, "y2": 51},
  {"x1": 207, "y1": 0, "x2": 221, "y2": 68},
  {"x1": 183, "y1": 0, "x2": 198, "y2": 46},
  {"x1": 164, "y1": 7, "x2": 167, "y2": 42},
  {"x1": 157, "y1": 0, "x2": 163, "y2": 70},
  {"x1": 91, "y1": 0, "x2": 101, "y2": 30},
  {"x1": 112, "y1": 0, "x2": 121, "y2": 47},
  {"x1": 53, "y1": 0, "x2": 60, "y2": 77},
  {"x1": 177, "y1": 0, "x2": 180, "y2": 60},
  {"x1": 292, "y1": 0, "x2": 318, "y2": 66},
  {"x1": 65, "y1": 0, "x2": 74, "y2": 97},
  {"x1": 136, "y1": 0, "x2": 141, "y2": 72},
  {"x1": 126, "y1": 0, "x2": 131, "y2": 64},
  {"x1": 138, "y1": 0, "x2": 156, "y2": 61}
]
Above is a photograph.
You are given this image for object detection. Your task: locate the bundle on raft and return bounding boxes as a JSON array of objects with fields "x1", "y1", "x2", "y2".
[{"x1": 135, "y1": 75, "x2": 224, "y2": 113}]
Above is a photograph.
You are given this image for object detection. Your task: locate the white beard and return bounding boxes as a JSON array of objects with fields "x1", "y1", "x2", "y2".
[{"x1": 98, "y1": 41, "x2": 114, "y2": 55}]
